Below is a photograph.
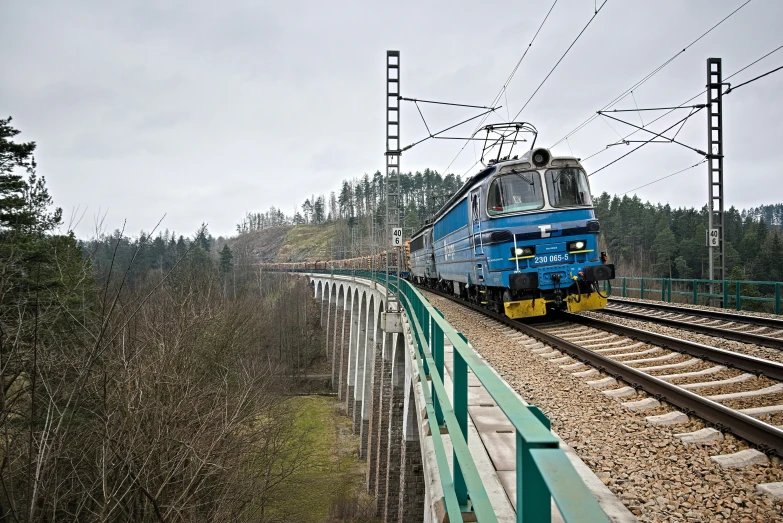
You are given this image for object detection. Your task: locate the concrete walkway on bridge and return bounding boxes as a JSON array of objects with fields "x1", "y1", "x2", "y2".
[
  {"x1": 441, "y1": 340, "x2": 635, "y2": 521},
  {"x1": 307, "y1": 272, "x2": 635, "y2": 522}
]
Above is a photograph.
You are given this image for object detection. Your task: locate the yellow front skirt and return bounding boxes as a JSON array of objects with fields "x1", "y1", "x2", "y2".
[{"x1": 503, "y1": 292, "x2": 607, "y2": 319}]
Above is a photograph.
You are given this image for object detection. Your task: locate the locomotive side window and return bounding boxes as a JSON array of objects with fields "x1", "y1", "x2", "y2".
[
  {"x1": 487, "y1": 171, "x2": 543, "y2": 215},
  {"x1": 410, "y1": 235, "x2": 425, "y2": 252},
  {"x1": 545, "y1": 168, "x2": 592, "y2": 208}
]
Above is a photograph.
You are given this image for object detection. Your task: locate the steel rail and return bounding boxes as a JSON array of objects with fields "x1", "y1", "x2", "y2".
[
  {"x1": 609, "y1": 297, "x2": 783, "y2": 330},
  {"x1": 600, "y1": 303, "x2": 783, "y2": 350},
  {"x1": 420, "y1": 287, "x2": 783, "y2": 456},
  {"x1": 563, "y1": 314, "x2": 783, "y2": 381}
]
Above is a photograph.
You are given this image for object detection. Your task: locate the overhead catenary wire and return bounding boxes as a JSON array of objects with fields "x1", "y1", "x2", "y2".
[
  {"x1": 589, "y1": 106, "x2": 705, "y2": 176},
  {"x1": 439, "y1": 0, "x2": 559, "y2": 176},
  {"x1": 511, "y1": 0, "x2": 609, "y2": 121},
  {"x1": 550, "y1": 0, "x2": 754, "y2": 149},
  {"x1": 581, "y1": 42, "x2": 783, "y2": 164},
  {"x1": 619, "y1": 160, "x2": 707, "y2": 195},
  {"x1": 590, "y1": 57, "x2": 783, "y2": 176},
  {"x1": 454, "y1": 1, "x2": 610, "y2": 178},
  {"x1": 725, "y1": 64, "x2": 783, "y2": 93}
]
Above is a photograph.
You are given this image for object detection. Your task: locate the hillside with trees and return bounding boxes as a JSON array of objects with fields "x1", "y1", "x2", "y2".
[
  {"x1": 235, "y1": 170, "x2": 464, "y2": 261},
  {"x1": 235, "y1": 169, "x2": 782, "y2": 284}
]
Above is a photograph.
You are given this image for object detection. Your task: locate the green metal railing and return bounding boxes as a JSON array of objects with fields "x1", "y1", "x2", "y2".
[
  {"x1": 604, "y1": 277, "x2": 782, "y2": 314},
  {"x1": 306, "y1": 269, "x2": 608, "y2": 523}
]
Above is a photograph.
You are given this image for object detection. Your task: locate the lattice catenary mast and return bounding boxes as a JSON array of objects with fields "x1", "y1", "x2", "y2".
[
  {"x1": 706, "y1": 58, "x2": 725, "y2": 289},
  {"x1": 385, "y1": 50, "x2": 402, "y2": 312}
]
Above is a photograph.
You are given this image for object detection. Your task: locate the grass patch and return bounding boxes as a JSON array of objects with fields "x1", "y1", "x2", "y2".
[
  {"x1": 278, "y1": 224, "x2": 336, "y2": 262},
  {"x1": 265, "y1": 396, "x2": 377, "y2": 522}
]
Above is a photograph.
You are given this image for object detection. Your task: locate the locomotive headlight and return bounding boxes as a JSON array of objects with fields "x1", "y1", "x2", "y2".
[
  {"x1": 567, "y1": 240, "x2": 586, "y2": 251},
  {"x1": 511, "y1": 246, "x2": 535, "y2": 257}
]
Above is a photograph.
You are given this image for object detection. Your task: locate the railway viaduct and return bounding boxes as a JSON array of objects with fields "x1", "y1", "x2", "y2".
[{"x1": 304, "y1": 271, "x2": 635, "y2": 523}]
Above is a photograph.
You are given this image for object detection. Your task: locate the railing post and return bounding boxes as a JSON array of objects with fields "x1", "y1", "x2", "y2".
[
  {"x1": 723, "y1": 280, "x2": 729, "y2": 310},
  {"x1": 640, "y1": 278, "x2": 645, "y2": 300},
  {"x1": 622, "y1": 277, "x2": 627, "y2": 297},
  {"x1": 692, "y1": 280, "x2": 698, "y2": 304},
  {"x1": 454, "y1": 332, "x2": 469, "y2": 508},
  {"x1": 516, "y1": 406, "x2": 551, "y2": 523},
  {"x1": 517, "y1": 441, "x2": 550, "y2": 522},
  {"x1": 736, "y1": 281, "x2": 742, "y2": 311},
  {"x1": 431, "y1": 317, "x2": 444, "y2": 427},
  {"x1": 776, "y1": 283, "x2": 781, "y2": 315},
  {"x1": 662, "y1": 279, "x2": 666, "y2": 301}
]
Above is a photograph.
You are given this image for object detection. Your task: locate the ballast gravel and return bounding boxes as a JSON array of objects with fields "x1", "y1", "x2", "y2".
[{"x1": 422, "y1": 291, "x2": 783, "y2": 522}]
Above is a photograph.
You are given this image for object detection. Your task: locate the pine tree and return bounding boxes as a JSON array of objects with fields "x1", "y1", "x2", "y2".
[
  {"x1": 196, "y1": 224, "x2": 211, "y2": 252},
  {"x1": 313, "y1": 195, "x2": 325, "y2": 224},
  {"x1": 301, "y1": 199, "x2": 313, "y2": 223},
  {"x1": 219, "y1": 244, "x2": 234, "y2": 275},
  {"x1": 0, "y1": 117, "x2": 62, "y2": 234}
]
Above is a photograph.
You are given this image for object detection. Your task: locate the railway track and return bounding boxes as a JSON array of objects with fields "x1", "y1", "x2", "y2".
[
  {"x1": 604, "y1": 298, "x2": 783, "y2": 349},
  {"x1": 420, "y1": 287, "x2": 783, "y2": 456}
]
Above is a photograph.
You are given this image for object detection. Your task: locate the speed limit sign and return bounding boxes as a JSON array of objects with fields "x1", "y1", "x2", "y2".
[
  {"x1": 391, "y1": 228, "x2": 403, "y2": 247},
  {"x1": 707, "y1": 228, "x2": 719, "y2": 247}
]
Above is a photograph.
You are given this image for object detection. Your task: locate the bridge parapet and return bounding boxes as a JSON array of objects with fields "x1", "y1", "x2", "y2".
[{"x1": 302, "y1": 270, "x2": 627, "y2": 522}]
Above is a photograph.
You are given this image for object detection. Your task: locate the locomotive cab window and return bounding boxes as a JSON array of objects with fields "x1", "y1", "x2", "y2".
[
  {"x1": 545, "y1": 168, "x2": 592, "y2": 208},
  {"x1": 487, "y1": 171, "x2": 544, "y2": 216}
]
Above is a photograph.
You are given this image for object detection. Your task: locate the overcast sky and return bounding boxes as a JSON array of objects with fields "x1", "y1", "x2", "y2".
[{"x1": 2, "y1": 0, "x2": 781, "y2": 239}]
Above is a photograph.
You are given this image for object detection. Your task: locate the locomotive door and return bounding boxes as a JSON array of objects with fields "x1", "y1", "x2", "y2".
[
  {"x1": 470, "y1": 189, "x2": 485, "y2": 284},
  {"x1": 470, "y1": 189, "x2": 483, "y2": 255}
]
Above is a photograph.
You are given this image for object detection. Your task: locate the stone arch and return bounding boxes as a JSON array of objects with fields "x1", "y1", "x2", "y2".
[
  {"x1": 362, "y1": 301, "x2": 383, "y2": 420},
  {"x1": 390, "y1": 333, "x2": 406, "y2": 390},
  {"x1": 338, "y1": 287, "x2": 357, "y2": 401},
  {"x1": 365, "y1": 301, "x2": 386, "y2": 490},
  {"x1": 397, "y1": 381, "x2": 425, "y2": 522},
  {"x1": 383, "y1": 333, "x2": 406, "y2": 521},
  {"x1": 372, "y1": 328, "x2": 395, "y2": 504},
  {"x1": 357, "y1": 296, "x2": 380, "y2": 459},
  {"x1": 346, "y1": 288, "x2": 364, "y2": 416},
  {"x1": 352, "y1": 292, "x2": 372, "y2": 431},
  {"x1": 332, "y1": 284, "x2": 346, "y2": 386},
  {"x1": 315, "y1": 280, "x2": 323, "y2": 300}
]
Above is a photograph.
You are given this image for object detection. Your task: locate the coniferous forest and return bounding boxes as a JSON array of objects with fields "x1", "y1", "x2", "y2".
[{"x1": 237, "y1": 171, "x2": 782, "y2": 283}]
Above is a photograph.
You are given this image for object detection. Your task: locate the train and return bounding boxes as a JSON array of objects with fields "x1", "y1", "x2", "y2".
[
  {"x1": 263, "y1": 135, "x2": 614, "y2": 319},
  {"x1": 408, "y1": 146, "x2": 614, "y2": 318},
  {"x1": 262, "y1": 243, "x2": 411, "y2": 273}
]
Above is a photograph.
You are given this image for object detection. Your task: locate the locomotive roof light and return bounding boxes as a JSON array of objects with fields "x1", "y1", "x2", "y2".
[{"x1": 531, "y1": 148, "x2": 551, "y2": 167}]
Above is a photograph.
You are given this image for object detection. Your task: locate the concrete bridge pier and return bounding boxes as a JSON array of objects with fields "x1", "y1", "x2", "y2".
[
  {"x1": 313, "y1": 276, "x2": 436, "y2": 522},
  {"x1": 330, "y1": 288, "x2": 344, "y2": 388}
]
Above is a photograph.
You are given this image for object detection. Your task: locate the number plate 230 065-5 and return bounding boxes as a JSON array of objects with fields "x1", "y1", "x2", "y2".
[{"x1": 533, "y1": 253, "x2": 570, "y2": 265}]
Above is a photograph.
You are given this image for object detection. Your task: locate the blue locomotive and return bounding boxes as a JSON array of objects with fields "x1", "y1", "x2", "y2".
[{"x1": 409, "y1": 139, "x2": 614, "y2": 319}]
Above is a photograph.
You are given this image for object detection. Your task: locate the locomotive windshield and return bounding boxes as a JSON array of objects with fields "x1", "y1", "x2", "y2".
[
  {"x1": 545, "y1": 168, "x2": 592, "y2": 208},
  {"x1": 487, "y1": 171, "x2": 544, "y2": 215}
]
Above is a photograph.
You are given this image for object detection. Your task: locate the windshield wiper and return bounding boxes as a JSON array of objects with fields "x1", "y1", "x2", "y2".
[{"x1": 509, "y1": 169, "x2": 534, "y2": 185}]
